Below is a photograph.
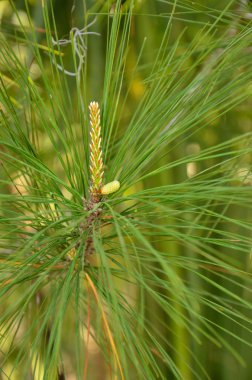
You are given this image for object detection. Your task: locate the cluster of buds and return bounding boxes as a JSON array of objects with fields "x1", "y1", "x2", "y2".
[
  {"x1": 89, "y1": 101, "x2": 104, "y2": 201},
  {"x1": 88, "y1": 101, "x2": 120, "y2": 202}
]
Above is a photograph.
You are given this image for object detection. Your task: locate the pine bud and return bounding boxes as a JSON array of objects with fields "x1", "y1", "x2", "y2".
[
  {"x1": 89, "y1": 101, "x2": 104, "y2": 198},
  {"x1": 101, "y1": 180, "x2": 120, "y2": 195}
]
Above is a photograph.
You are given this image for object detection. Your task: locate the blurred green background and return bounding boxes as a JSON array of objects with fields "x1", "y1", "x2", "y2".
[{"x1": 1, "y1": 1, "x2": 252, "y2": 379}]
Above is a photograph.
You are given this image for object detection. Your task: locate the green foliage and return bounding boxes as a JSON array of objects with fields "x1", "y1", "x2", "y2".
[{"x1": 0, "y1": 0, "x2": 252, "y2": 379}]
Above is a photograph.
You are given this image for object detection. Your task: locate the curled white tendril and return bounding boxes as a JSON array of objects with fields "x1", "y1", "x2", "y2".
[{"x1": 51, "y1": 18, "x2": 99, "y2": 77}]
